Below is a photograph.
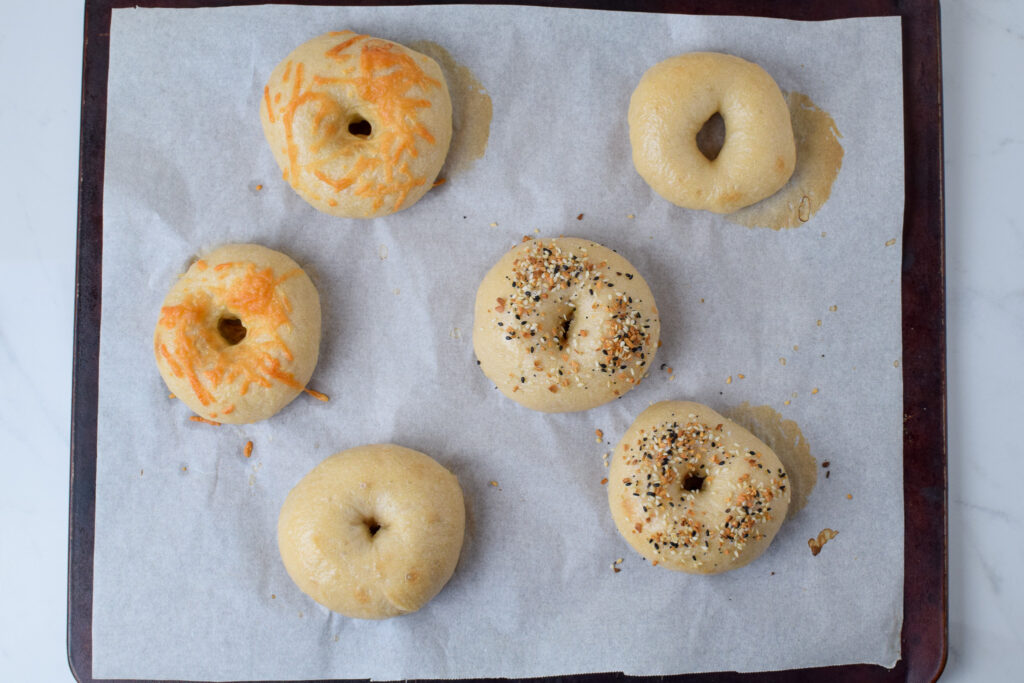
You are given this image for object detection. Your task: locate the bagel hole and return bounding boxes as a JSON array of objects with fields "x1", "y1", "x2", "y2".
[
  {"x1": 348, "y1": 117, "x2": 372, "y2": 138},
  {"x1": 217, "y1": 317, "x2": 247, "y2": 345},
  {"x1": 683, "y1": 474, "x2": 706, "y2": 492},
  {"x1": 364, "y1": 517, "x2": 381, "y2": 537},
  {"x1": 696, "y1": 112, "x2": 726, "y2": 161},
  {"x1": 555, "y1": 306, "x2": 576, "y2": 350}
]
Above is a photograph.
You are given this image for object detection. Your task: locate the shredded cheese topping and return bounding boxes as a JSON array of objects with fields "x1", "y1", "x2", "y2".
[
  {"x1": 156, "y1": 261, "x2": 302, "y2": 410},
  {"x1": 268, "y1": 33, "x2": 444, "y2": 212}
]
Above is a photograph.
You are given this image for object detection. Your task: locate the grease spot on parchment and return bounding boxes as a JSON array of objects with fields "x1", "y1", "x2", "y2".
[
  {"x1": 727, "y1": 402, "x2": 817, "y2": 515},
  {"x1": 411, "y1": 41, "x2": 492, "y2": 178},
  {"x1": 727, "y1": 92, "x2": 844, "y2": 230}
]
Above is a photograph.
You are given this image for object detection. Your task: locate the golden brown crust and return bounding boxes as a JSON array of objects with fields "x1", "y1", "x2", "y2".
[
  {"x1": 628, "y1": 52, "x2": 796, "y2": 214},
  {"x1": 473, "y1": 237, "x2": 660, "y2": 412},
  {"x1": 277, "y1": 444, "x2": 466, "y2": 619},
  {"x1": 608, "y1": 401, "x2": 790, "y2": 573},
  {"x1": 153, "y1": 244, "x2": 321, "y2": 424},
  {"x1": 261, "y1": 32, "x2": 453, "y2": 218}
]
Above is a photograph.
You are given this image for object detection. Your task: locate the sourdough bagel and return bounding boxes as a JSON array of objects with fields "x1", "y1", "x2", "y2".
[
  {"x1": 608, "y1": 401, "x2": 790, "y2": 573},
  {"x1": 261, "y1": 32, "x2": 452, "y2": 218},
  {"x1": 628, "y1": 52, "x2": 796, "y2": 213},
  {"x1": 277, "y1": 444, "x2": 466, "y2": 619},
  {"x1": 473, "y1": 237, "x2": 660, "y2": 412},
  {"x1": 153, "y1": 244, "x2": 321, "y2": 424}
]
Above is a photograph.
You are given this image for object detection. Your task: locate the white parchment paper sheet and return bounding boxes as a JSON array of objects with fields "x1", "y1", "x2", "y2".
[{"x1": 93, "y1": 5, "x2": 905, "y2": 680}]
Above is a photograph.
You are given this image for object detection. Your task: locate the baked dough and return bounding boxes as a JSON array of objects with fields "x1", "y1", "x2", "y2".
[
  {"x1": 261, "y1": 31, "x2": 453, "y2": 218},
  {"x1": 473, "y1": 237, "x2": 660, "y2": 412},
  {"x1": 628, "y1": 52, "x2": 796, "y2": 213},
  {"x1": 153, "y1": 243, "x2": 321, "y2": 424},
  {"x1": 277, "y1": 444, "x2": 466, "y2": 619},
  {"x1": 608, "y1": 401, "x2": 790, "y2": 573}
]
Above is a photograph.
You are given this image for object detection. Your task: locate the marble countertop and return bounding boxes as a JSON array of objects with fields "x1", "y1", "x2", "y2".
[{"x1": 0, "y1": 0, "x2": 1019, "y2": 680}]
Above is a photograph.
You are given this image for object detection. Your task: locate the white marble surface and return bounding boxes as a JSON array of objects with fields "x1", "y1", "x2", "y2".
[{"x1": 0, "y1": 0, "x2": 1019, "y2": 680}]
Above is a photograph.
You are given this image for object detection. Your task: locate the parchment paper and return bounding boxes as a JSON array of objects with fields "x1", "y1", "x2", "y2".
[{"x1": 93, "y1": 5, "x2": 905, "y2": 680}]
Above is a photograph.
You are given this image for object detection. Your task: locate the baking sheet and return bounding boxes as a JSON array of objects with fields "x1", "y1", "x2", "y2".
[{"x1": 92, "y1": 5, "x2": 905, "y2": 680}]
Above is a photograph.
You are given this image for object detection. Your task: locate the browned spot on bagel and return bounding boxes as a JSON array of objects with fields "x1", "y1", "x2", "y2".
[
  {"x1": 354, "y1": 586, "x2": 371, "y2": 604},
  {"x1": 406, "y1": 571, "x2": 419, "y2": 583}
]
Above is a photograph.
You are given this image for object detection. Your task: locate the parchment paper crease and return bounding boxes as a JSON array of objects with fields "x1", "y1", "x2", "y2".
[{"x1": 93, "y1": 5, "x2": 905, "y2": 680}]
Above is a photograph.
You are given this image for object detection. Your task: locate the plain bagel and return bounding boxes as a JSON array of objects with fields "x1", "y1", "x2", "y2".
[
  {"x1": 608, "y1": 401, "x2": 790, "y2": 573},
  {"x1": 277, "y1": 444, "x2": 466, "y2": 619},
  {"x1": 628, "y1": 52, "x2": 796, "y2": 214},
  {"x1": 473, "y1": 237, "x2": 660, "y2": 412},
  {"x1": 153, "y1": 243, "x2": 321, "y2": 424},
  {"x1": 261, "y1": 32, "x2": 453, "y2": 218}
]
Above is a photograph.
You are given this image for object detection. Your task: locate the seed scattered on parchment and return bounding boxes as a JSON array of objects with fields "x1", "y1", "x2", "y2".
[
  {"x1": 378, "y1": 244, "x2": 388, "y2": 260},
  {"x1": 449, "y1": 327, "x2": 462, "y2": 340},
  {"x1": 627, "y1": 214, "x2": 635, "y2": 219},
  {"x1": 821, "y1": 231, "x2": 827, "y2": 238},
  {"x1": 393, "y1": 288, "x2": 401, "y2": 295},
  {"x1": 595, "y1": 429, "x2": 604, "y2": 442},
  {"x1": 726, "y1": 375, "x2": 733, "y2": 384},
  {"x1": 181, "y1": 465, "x2": 189, "y2": 473},
  {"x1": 600, "y1": 478, "x2": 608, "y2": 485},
  {"x1": 611, "y1": 557, "x2": 624, "y2": 573},
  {"x1": 792, "y1": 392, "x2": 798, "y2": 398},
  {"x1": 490, "y1": 222, "x2": 498, "y2": 227},
  {"x1": 738, "y1": 373, "x2": 746, "y2": 380},
  {"x1": 829, "y1": 305, "x2": 838, "y2": 312},
  {"x1": 811, "y1": 387, "x2": 820, "y2": 395},
  {"x1": 255, "y1": 184, "x2": 263, "y2": 191},
  {"x1": 271, "y1": 594, "x2": 276, "y2": 599},
  {"x1": 846, "y1": 493, "x2": 853, "y2": 500},
  {"x1": 822, "y1": 460, "x2": 831, "y2": 468},
  {"x1": 808, "y1": 528, "x2": 838, "y2": 556},
  {"x1": 489, "y1": 480, "x2": 499, "y2": 488},
  {"x1": 894, "y1": 360, "x2": 900, "y2": 368},
  {"x1": 816, "y1": 319, "x2": 822, "y2": 327},
  {"x1": 784, "y1": 400, "x2": 791, "y2": 406},
  {"x1": 244, "y1": 441, "x2": 253, "y2": 458},
  {"x1": 577, "y1": 213, "x2": 584, "y2": 220},
  {"x1": 885, "y1": 238, "x2": 897, "y2": 247}
]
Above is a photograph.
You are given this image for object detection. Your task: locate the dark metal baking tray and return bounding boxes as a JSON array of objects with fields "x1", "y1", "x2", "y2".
[{"x1": 68, "y1": 1, "x2": 947, "y2": 680}]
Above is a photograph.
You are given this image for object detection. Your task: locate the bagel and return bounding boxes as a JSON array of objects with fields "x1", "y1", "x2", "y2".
[
  {"x1": 473, "y1": 237, "x2": 660, "y2": 412},
  {"x1": 628, "y1": 52, "x2": 796, "y2": 213},
  {"x1": 153, "y1": 244, "x2": 321, "y2": 424},
  {"x1": 261, "y1": 32, "x2": 453, "y2": 218},
  {"x1": 608, "y1": 401, "x2": 790, "y2": 573},
  {"x1": 277, "y1": 444, "x2": 466, "y2": 619}
]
